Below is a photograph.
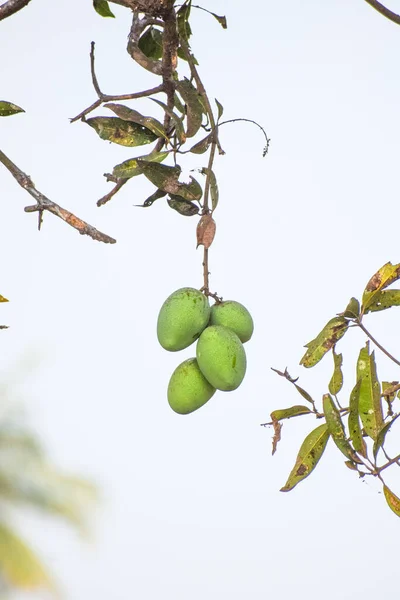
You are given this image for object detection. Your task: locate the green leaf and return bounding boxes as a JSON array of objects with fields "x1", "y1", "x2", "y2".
[
  {"x1": 201, "y1": 167, "x2": 219, "y2": 211},
  {"x1": 341, "y1": 297, "x2": 360, "y2": 319},
  {"x1": 150, "y1": 98, "x2": 186, "y2": 144},
  {"x1": 138, "y1": 27, "x2": 163, "y2": 59},
  {"x1": 323, "y1": 394, "x2": 361, "y2": 463},
  {"x1": 177, "y1": 0, "x2": 192, "y2": 42},
  {"x1": 93, "y1": 0, "x2": 115, "y2": 18},
  {"x1": 86, "y1": 117, "x2": 157, "y2": 147},
  {"x1": 0, "y1": 295, "x2": 9, "y2": 302},
  {"x1": 174, "y1": 93, "x2": 186, "y2": 114},
  {"x1": 348, "y1": 379, "x2": 366, "y2": 457},
  {"x1": 362, "y1": 262, "x2": 400, "y2": 313},
  {"x1": 0, "y1": 522, "x2": 53, "y2": 590},
  {"x1": 383, "y1": 485, "x2": 400, "y2": 517},
  {"x1": 209, "y1": 11, "x2": 227, "y2": 29},
  {"x1": 136, "y1": 188, "x2": 167, "y2": 208},
  {"x1": 363, "y1": 290, "x2": 400, "y2": 313},
  {"x1": 167, "y1": 196, "x2": 199, "y2": 216},
  {"x1": 176, "y1": 78, "x2": 205, "y2": 138},
  {"x1": 270, "y1": 405, "x2": 312, "y2": 421},
  {"x1": 300, "y1": 317, "x2": 349, "y2": 368},
  {"x1": 0, "y1": 101, "x2": 25, "y2": 117},
  {"x1": 280, "y1": 423, "x2": 329, "y2": 492},
  {"x1": 215, "y1": 98, "x2": 224, "y2": 120},
  {"x1": 112, "y1": 150, "x2": 169, "y2": 179},
  {"x1": 356, "y1": 342, "x2": 383, "y2": 440},
  {"x1": 373, "y1": 414, "x2": 400, "y2": 460},
  {"x1": 189, "y1": 134, "x2": 212, "y2": 154},
  {"x1": 138, "y1": 161, "x2": 202, "y2": 201},
  {"x1": 104, "y1": 103, "x2": 167, "y2": 140},
  {"x1": 329, "y1": 348, "x2": 343, "y2": 395},
  {"x1": 293, "y1": 384, "x2": 315, "y2": 406}
]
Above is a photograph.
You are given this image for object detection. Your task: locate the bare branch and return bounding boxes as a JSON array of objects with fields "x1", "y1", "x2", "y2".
[
  {"x1": 97, "y1": 179, "x2": 128, "y2": 207},
  {"x1": 0, "y1": 149, "x2": 116, "y2": 244},
  {"x1": 70, "y1": 42, "x2": 164, "y2": 122},
  {"x1": 364, "y1": 0, "x2": 400, "y2": 25},
  {"x1": 0, "y1": 0, "x2": 32, "y2": 21}
]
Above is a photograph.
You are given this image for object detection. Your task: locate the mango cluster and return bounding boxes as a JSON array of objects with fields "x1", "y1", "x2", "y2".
[{"x1": 157, "y1": 288, "x2": 253, "y2": 414}]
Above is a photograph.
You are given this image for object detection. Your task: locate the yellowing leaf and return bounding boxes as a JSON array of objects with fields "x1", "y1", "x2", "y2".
[
  {"x1": 270, "y1": 405, "x2": 312, "y2": 421},
  {"x1": 112, "y1": 150, "x2": 169, "y2": 179},
  {"x1": 383, "y1": 485, "x2": 400, "y2": 517},
  {"x1": 363, "y1": 290, "x2": 400, "y2": 313},
  {"x1": 0, "y1": 295, "x2": 9, "y2": 303},
  {"x1": 280, "y1": 423, "x2": 329, "y2": 492},
  {"x1": 104, "y1": 103, "x2": 167, "y2": 140},
  {"x1": 86, "y1": 117, "x2": 157, "y2": 147},
  {"x1": 362, "y1": 262, "x2": 400, "y2": 313},
  {"x1": 0, "y1": 523, "x2": 53, "y2": 591},
  {"x1": 356, "y1": 343, "x2": 383, "y2": 440},
  {"x1": 300, "y1": 317, "x2": 348, "y2": 368},
  {"x1": 0, "y1": 101, "x2": 24, "y2": 117}
]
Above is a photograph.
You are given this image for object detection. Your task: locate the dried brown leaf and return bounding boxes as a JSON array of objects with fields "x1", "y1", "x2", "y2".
[{"x1": 196, "y1": 214, "x2": 216, "y2": 249}]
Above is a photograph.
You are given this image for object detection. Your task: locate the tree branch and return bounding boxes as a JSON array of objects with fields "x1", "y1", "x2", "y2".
[
  {"x1": 0, "y1": 0, "x2": 32, "y2": 21},
  {"x1": 0, "y1": 149, "x2": 116, "y2": 244},
  {"x1": 70, "y1": 42, "x2": 164, "y2": 122},
  {"x1": 364, "y1": 0, "x2": 400, "y2": 26}
]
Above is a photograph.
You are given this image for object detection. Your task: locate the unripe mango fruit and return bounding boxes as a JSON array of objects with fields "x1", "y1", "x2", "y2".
[
  {"x1": 196, "y1": 325, "x2": 246, "y2": 391},
  {"x1": 157, "y1": 288, "x2": 210, "y2": 351},
  {"x1": 210, "y1": 300, "x2": 254, "y2": 343},
  {"x1": 168, "y1": 358, "x2": 216, "y2": 414}
]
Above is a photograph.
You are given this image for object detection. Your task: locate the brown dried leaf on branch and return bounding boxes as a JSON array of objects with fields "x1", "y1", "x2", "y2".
[{"x1": 196, "y1": 214, "x2": 216, "y2": 249}]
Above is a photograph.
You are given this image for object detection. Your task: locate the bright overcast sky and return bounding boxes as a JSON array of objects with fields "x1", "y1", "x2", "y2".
[{"x1": 2, "y1": 1, "x2": 400, "y2": 599}]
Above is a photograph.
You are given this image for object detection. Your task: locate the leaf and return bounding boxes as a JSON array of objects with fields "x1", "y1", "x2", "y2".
[
  {"x1": 356, "y1": 343, "x2": 383, "y2": 440},
  {"x1": 174, "y1": 93, "x2": 186, "y2": 114},
  {"x1": 139, "y1": 161, "x2": 202, "y2": 201},
  {"x1": 280, "y1": 423, "x2": 329, "y2": 492},
  {"x1": 373, "y1": 414, "x2": 400, "y2": 460},
  {"x1": 104, "y1": 103, "x2": 167, "y2": 140},
  {"x1": 176, "y1": 78, "x2": 205, "y2": 138},
  {"x1": 93, "y1": 0, "x2": 115, "y2": 18},
  {"x1": 0, "y1": 101, "x2": 24, "y2": 117},
  {"x1": 341, "y1": 297, "x2": 360, "y2": 319},
  {"x1": 329, "y1": 348, "x2": 343, "y2": 395},
  {"x1": 136, "y1": 188, "x2": 167, "y2": 208},
  {"x1": 383, "y1": 485, "x2": 400, "y2": 517},
  {"x1": 0, "y1": 295, "x2": 9, "y2": 303},
  {"x1": 201, "y1": 167, "x2": 219, "y2": 211},
  {"x1": 348, "y1": 379, "x2": 367, "y2": 457},
  {"x1": 190, "y1": 134, "x2": 212, "y2": 154},
  {"x1": 167, "y1": 196, "x2": 199, "y2": 216},
  {"x1": 300, "y1": 317, "x2": 349, "y2": 368},
  {"x1": 150, "y1": 98, "x2": 186, "y2": 144},
  {"x1": 363, "y1": 290, "x2": 400, "y2": 313},
  {"x1": 362, "y1": 262, "x2": 400, "y2": 313},
  {"x1": 209, "y1": 11, "x2": 227, "y2": 29},
  {"x1": 86, "y1": 117, "x2": 157, "y2": 147},
  {"x1": 0, "y1": 522, "x2": 53, "y2": 590},
  {"x1": 215, "y1": 98, "x2": 224, "y2": 120},
  {"x1": 177, "y1": 0, "x2": 192, "y2": 42},
  {"x1": 270, "y1": 405, "x2": 312, "y2": 421},
  {"x1": 323, "y1": 394, "x2": 361, "y2": 463},
  {"x1": 138, "y1": 27, "x2": 163, "y2": 59},
  {"x1": 196, "y1": 214, "x2": 216, "y2": 249},
  {"x1": 271, "y1": 419, "x2": 282, "y2": 455},
  {"x1": 112, "y1": 150, "x2": 169, "y2": 179},
  {"x1": 293, "y1": 384, "x2": 314, "y2": 406}
]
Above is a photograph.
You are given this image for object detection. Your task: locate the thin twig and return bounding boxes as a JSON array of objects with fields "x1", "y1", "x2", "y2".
[
  {"x1": 0, "y1": 149, "x2": 116, "y2": 244},
  {"x1": 364, "y1": 0, "x2": 400, "y2": 26},
  {"x1": 97, "y1": 179, "x2": 128, "y2": 207},
  {"x1": 357, "y1": 321, "x2": 400, "y2": 367},
  {"x1": 70, "y1": 42, "x2": 164, "y2": 123},
  {"x1": 0, "y1": 0, "x2": 32, "y2": 21}
]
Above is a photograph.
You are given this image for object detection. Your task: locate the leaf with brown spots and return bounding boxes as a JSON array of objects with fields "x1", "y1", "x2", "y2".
[
  {"x1": 196, "y1": 214, "x2": 216, "y2": 249},
  {"x1": 138, "y1": 162, "x2": 202, "y2": 201},
  {"x1": 86, "y1": 117, "x2": 157, "y2": 147},
  {"x1": 167, "y1": 196, "x2": 199, "y2": 216},
  {"x1": 362, "y1": 262, "x2": 400, "y2": 314},
  {"x1": 383, "y1": 485, "x2": 400, "y2": 517},
  {"x1": 271, "y1": 418, "x2": 282, "y2": 456},
  {"x1": 105, "y1": 103, "x2": 167, "y2": 140},
  {"x1": 363, "y1": 290, "x2": 400, "y2": 314},
  {"x1": 323, "y1": 394, "x2": 361, "y2": 463},
  {"x1": 348, "y1": 379, "x2": 367, "y2": 457},
  {"x1": 300, "y1": 317, "x2": 348, "y2": 369},
  {"x1": 356, "y1": 342, "x2": 383, "y2": 441},
  {"x1": 328, "y1": 348, "x2": 343, "y2": 395},
  {"x1": 280, "y1": 423, "x2": 329, "y2": 492}
]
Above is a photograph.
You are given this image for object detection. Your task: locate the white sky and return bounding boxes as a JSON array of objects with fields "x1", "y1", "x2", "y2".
[{"x1": 2, "y1": 0, "x2": 400, "y2": 598}]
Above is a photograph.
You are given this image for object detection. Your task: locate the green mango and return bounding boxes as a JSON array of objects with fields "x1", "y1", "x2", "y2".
[
  {"x1": 196, "y1": 325, "x2": 246, "y2": 391},
  {"x1": 210, "y1": 300, "x2": 254, "y2": 343},
  {"x1": 168, "y1": 358, "x2": 216, "y2": 414},
  {"x1": 157, "y1": 287, "x2": 210, "y2": 351}
]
